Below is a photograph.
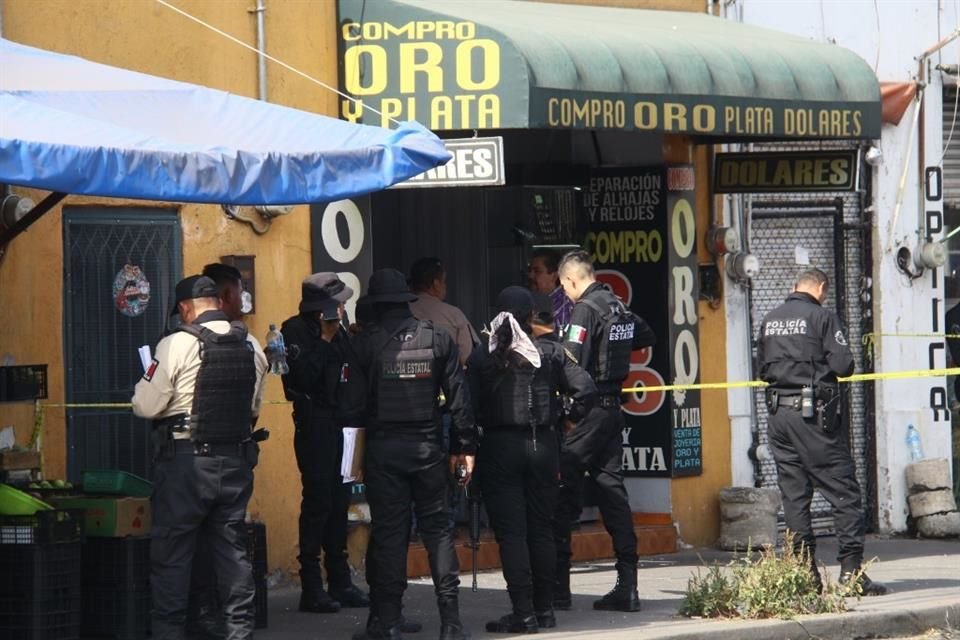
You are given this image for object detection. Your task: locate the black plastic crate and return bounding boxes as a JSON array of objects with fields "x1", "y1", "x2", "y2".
[
  {"x1": 254, "y1": 578, "x2": 267, "y2": 629},
  {"x1": 247, "y1": 521, "x2": 267, "y2": 580},
  {"x1": 0, "y1": 509, "x2": 83, "y2": 545},
  {"x1": 0, "y1": 542, "x2": 81, "y2": 640},
  {"x1": 80, "y1": 586, "x2": 149, "y2": 640},
  {"x1": 82, "y1": 537, "x2": 150, "y2": 589}
]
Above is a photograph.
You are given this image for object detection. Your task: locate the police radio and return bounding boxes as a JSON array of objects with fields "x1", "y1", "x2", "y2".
[{"x1": 800, "y1": 386, "x2": 815, "y2": 419}]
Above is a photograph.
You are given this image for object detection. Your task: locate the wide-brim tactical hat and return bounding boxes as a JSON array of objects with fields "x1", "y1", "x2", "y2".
[
  {"x1": 170, "y1": 275, "x2": 219, "y2": 316},
  {"x1": 363, "y1": 268, "x2": 418, "y2": 303},
  {"x1": 299, "y1": 272, "x2": 353, "y2": 317}
]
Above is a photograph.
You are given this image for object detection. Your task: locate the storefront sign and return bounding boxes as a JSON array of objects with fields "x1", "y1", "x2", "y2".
[
  {"x1": 665, "y1": 166, "x2": 702, "y2": 477},
  {"x1": 583, "y1": 167, "x2": 671, "y2": 477},
  {"x1": 310, "y1": 198, "x2": 372, "y2": 323},
  {"x1": 713, "y1": 151, "x2": 858, "y2": 193},
  {"x1": 391, "y1": 137, "x2": 504, "y2": 188},
  {"x1": 336, "y1": 1, "x2": 880, "y2": 139}
]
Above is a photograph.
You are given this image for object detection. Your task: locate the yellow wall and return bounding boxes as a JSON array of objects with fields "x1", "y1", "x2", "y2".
[
  {"x1": 663, "y1": 140, "x2": 731, "y2": 547},
  {"x1": 1, "y1": 0, "x2": 339, "y2": 577}
]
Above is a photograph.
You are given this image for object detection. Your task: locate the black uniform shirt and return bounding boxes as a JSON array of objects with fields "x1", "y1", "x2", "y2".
[
  {"x1": 353, "y1": 307, "x2": 478, "y2": 454},
  {"x1": 563, "y1": 282, "x2": 656, "y2": 394},
  {"x1": 757, "y1": 291, "x2": 854, "y2": 390}
]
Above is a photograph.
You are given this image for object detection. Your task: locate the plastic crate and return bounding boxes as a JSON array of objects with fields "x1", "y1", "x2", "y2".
[
  {"x1": 80, "y1": 586, "x2": 149, "y2": 640},
  {"x1": 0, "y1": 542, "x2": 82, "y2": 640},
  {"x1": 254, "y1": 578, "x2": 267, "y2": 629},
  {"x1": 82, "y1": 537, "x2": 150, "y2": 590},
  {"x1": 0, "y1": 509, "x2": 83, "y2": 545},
  {"x1": 81, "y1": 470, "x2": 153, "y2": 498},
  {"x1": 247, "y1": 521, "x2": 267, "y2": 580}
]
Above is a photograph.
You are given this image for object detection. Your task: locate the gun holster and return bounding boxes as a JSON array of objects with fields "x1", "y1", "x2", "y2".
[
  {"x1": 764, "y1": 388, "x2": 779, "y2": 415},
  {"x1": 815, "y1": 387, "x2": 841, "y2": 432}
]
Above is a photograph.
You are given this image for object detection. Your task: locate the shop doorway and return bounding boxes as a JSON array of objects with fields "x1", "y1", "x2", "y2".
[
  {"x1": 747, "y1": 196, "x2": 874, "y2": 534},
  {"x1": 63, "y1": 208, "x2": 181, "y2": 482}
]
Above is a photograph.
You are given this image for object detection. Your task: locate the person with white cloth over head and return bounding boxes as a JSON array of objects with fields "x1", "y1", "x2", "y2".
[{"x1": 466, "y1": 286, "x2": 596, "y2": 633}]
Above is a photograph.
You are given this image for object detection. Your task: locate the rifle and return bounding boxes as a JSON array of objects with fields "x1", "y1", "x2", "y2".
[{"x1": 456, "y1": 463, "x2": 482, "y2": 592}]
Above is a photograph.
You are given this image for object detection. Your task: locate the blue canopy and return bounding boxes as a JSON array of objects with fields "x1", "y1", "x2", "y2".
[{"x1": 0, "y1": 38, "x2": 451, "y2": 205}]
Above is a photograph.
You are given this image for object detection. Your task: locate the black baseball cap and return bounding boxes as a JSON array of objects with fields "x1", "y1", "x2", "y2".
[
  {"x1": 171, "y1": 275, "x2": 219, "y2": 315},
  {"x1": 299, "y1": 272, "x2": 353, "y2": 318}
]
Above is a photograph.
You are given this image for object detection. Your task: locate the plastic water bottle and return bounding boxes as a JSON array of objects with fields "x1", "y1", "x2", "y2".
[
  {"x1": 265, "y1": 324, "x2": 289, "y2": 375},
  {"x1": 906, "y1": 424, "x2": 924, "y2": 461}
]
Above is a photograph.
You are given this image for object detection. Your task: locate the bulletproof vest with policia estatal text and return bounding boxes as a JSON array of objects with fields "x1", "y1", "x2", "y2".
[
  {"x1": 578, "y1": 294, "x2": 635, "y2": 385},
  {"x1": 178, "y1": 322, "x2": 257, "y2": 443},
  {"x1": 376, "y1": 322, "x2": 436, "y2": 423}
]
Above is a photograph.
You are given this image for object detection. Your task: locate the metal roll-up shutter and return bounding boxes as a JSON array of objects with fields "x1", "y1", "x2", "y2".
[{"x1": 945, "y1": 85, "x2": 960, "y2": 206}]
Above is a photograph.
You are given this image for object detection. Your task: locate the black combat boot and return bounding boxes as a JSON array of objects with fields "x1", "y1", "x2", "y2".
[
  {"x1": 809, "y1": 559, "x2": 824, "y2": 595},
  {"x1": 330, "y1": 583, "x2": 371, "y2": 608},
  {"x1": 592, "y1": 562, "x2": 641, "y2": 612},
  {"x1": 839, "y1": 569, "x2": 888, "y2": 596},
  {"x1": 299, "y1": 569, "x2": 341, "y2": 613},
  {"x1": 486, "y1": 589, "x2": 538, "y2": 634},
  {"x1": 533, "y1": 610, "x2": 556, "y2": 629},
  {"x1": 352, "y1": 612, "x2": 404, "y2": 640},
  {"x1": 438, "y1": 597, "x2": 469, "y2": 640}
]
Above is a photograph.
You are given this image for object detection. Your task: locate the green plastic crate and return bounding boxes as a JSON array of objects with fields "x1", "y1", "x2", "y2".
[
  {"x1": 81, "y1": 471, "x2": 153, "y2": 497},
  {"x1": 0, "y1": 483, "x2": 54, "y2": 515}
]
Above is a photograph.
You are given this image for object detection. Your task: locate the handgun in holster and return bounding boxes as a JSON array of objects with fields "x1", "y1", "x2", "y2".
[
  {"x1": 764, "y1": 388, "x2": 779, "y2": 415},
  {"x1": 815, "y1": 386, "x2": 841, "y2": 432}
]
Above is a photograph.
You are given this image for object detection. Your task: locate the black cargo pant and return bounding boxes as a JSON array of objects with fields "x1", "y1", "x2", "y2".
[
  {"x1": 293, "y1": 417, "x2": 352, "y2": 593},
  {"x1": 364, "y1": 431, "x2": 459, "y2": 628},
  {"x1": 151, "y1": 443, "x2": 257, "y2": 640},
  {"x1": 767, "y1": 404, "x2": 865, "y2": 569},
  {"x1": 480, "y1": 425, "x2": 559, "y2": 615},
  {"x1": 555, "y1": 404, "x2": 637, "y2": 573}
]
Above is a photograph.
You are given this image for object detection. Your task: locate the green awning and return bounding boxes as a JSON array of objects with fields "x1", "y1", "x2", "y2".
[{"x1": 337, "y1": 0, "x2": 880, "y2": 140}]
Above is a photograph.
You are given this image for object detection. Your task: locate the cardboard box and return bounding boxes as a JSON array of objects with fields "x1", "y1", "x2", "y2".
[
  {"x1": 0, "y1": 449, "x2": 41, "y2": 471},
  {"x1": 52, "y1": 496, "x2": 151, "y2": 537}
]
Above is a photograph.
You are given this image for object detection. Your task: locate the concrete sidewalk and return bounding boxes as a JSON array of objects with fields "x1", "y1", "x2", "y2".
[{"x1": 257, "y1": 536, "x2": 960, "y2": 640}]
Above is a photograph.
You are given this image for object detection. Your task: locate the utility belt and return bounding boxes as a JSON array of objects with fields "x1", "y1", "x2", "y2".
[
  {"x1": 764, "y1": 386, "x2": 841, "y2": 432},
  {"x1": 152, "y1": 414, "x2": 269, "y2": 458},
  {"x1": 597, "y1": 394, "x2": 623, "y2": 409},
  {"x1": 366, "y1": 427, "x2": 442, "y2": 443},
  {"x1": 483, "y1": 423, "x2": 556, "y2": 434}
]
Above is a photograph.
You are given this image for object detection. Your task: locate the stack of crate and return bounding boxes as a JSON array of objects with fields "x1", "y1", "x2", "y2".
[
  {"x1": 0, "y1": 509, "x2": 83, "y2": 640},
  {"x1": 80, "y1": 537, "x2": 151, "y2": 640}
]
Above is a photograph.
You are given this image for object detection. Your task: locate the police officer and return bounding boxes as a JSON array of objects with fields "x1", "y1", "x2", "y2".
[
  {"x1": 352, "y1": 268, "x2": 476, "y2": 640},
  {"x1": 281, "y1": 273, "x2": 370, "y2": 613},
  {"x1": 132, "y1": 275, "x2": 268, "y2": 640},
  {"x1": 467, "y1": 287, "x2": 596, "y2": 633},
  {"x1": 757, "y1": 267, "x2": 886, "y2": 596},
  {"x1": 554, "y1": 250, "x2": 655, "y2": 612}
]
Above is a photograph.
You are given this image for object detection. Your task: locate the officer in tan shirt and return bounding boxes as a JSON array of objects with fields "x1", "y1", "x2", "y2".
[
  {"x1": 133, "y1": 275, "x2": 267, "y2": 640},
  {"x1": 408, "y1": 257, "x2": 479, "y2": 367}
]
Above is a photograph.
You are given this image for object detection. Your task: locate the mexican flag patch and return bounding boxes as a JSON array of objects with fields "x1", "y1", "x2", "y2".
[{"x1": 567, "y1": 324, "x2": 587, "y2": 344}]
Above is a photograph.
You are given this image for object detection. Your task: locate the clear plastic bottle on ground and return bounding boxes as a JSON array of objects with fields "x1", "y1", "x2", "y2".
[{"x1": 906, "y1": 424, "x2": 923, "y2": 461}]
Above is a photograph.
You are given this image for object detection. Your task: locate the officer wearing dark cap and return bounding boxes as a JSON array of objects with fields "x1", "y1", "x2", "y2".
[
  {"x1": 758, "y1": 267, "x2": 886, "y2": 596},
  {"x1": 132, "y1": 275, "x2": 268, "y2": 640},
  {"x1": 352, "y1": 268, "x2": 477, "y2": 640},
  {"x1": 281, "y1": 273, "x2": 370, "y2": 613},
  {"x1": 467, "y1": 287, "x2": 596, "y2": 633},
  {"x1": 555, "y1": 251, "x2": 656, "y2": 613}
]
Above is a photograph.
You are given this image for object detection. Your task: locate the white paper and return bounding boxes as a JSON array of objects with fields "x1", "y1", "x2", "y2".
[
  {"x1": 0, "y1": 425, "x2": 15, "y2": 452},
  {"x1": 794, "y1": 245, "x2": 810, "y2": 265},
  {"x1": 138, "y1": 345, "x2": 153, "y2": 372},
  {"x1": 341, "y1": 427, "x2": 358, "y2": 482}
]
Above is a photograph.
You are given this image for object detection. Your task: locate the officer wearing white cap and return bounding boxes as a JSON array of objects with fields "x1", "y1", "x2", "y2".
[
  {"x1": 280, "y1": 273, "x2": 370, "y2": 613},
  {"x1": 132, "y1": 274, "x2": 268, "y2": 640}
]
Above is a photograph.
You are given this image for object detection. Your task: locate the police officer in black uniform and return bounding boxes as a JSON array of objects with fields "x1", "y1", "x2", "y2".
[
  {"x1": 554, "y1": 251, "x2": 655, "y2": 612},
  {"x1": 132, "y1": 275, "x2": 268, "y2": 640},
  {"x1": 352, "y1": 268, "x2": 476, "y2": 640},
  {"x1": 281, "y1": 273, "x2": 370, "y2": 613},
  {"x1": 757, "y1": 267, "x2": 886, "y2": 596},
  {"x1": 467, "y1": 287, "x2": 596, "y2": 633}
]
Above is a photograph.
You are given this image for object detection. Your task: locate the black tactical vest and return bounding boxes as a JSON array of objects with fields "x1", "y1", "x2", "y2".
[
  {"x1": 179, "y1": 322, "x2": 257, "y2": 443},
  {"x1": 375, "y1": 322, "x2": 436, "y2": 423},
  {"x1": 581, "y1": 294, "x2": 635, "y2": 385},
  {"x1": 480, "y1": 344, "x2": 562, "y2": 429}
]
